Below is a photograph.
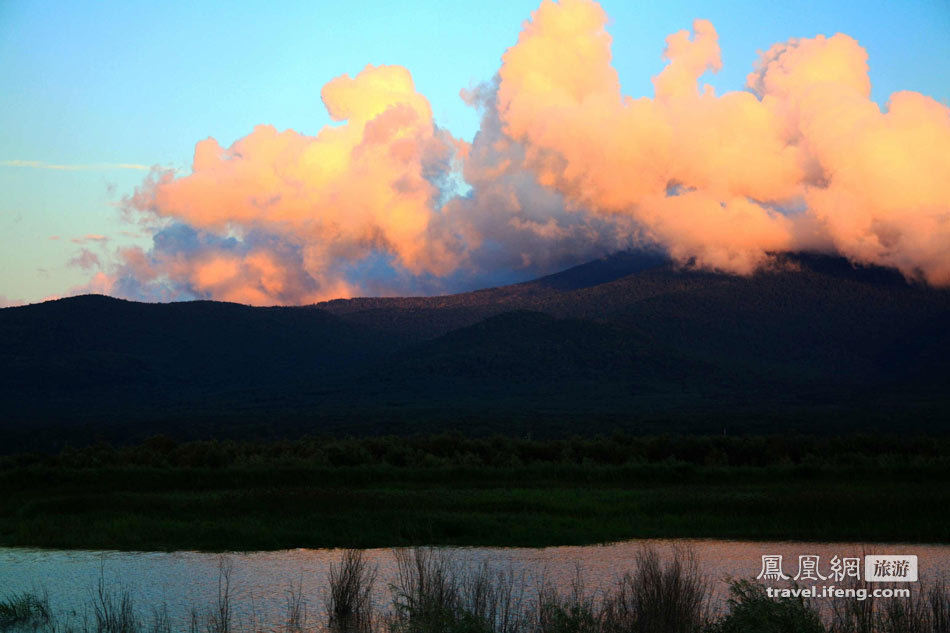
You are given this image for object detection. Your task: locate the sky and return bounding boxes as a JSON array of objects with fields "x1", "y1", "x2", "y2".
[{"x1": 1, "y1": 0, "x2": 948, "y2": 306}]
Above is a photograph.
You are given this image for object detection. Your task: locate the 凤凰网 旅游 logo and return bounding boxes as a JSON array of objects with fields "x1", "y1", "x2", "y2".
[{"x1": 757, "y1": 554, "x2": 918, "y2": 583}]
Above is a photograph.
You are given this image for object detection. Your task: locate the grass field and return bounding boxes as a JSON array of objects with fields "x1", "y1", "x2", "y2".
[{"x1": 2, "y1": 446, "x2": 948, "y2": 550}]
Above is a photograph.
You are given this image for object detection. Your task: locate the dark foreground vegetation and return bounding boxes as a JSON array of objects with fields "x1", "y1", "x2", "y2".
[
  {"x1": 2, "y1": 548, "x2": 948, "y2": 633},
  {"x1": 1, "y1": 434, "x2": 948, "y2": 550}
]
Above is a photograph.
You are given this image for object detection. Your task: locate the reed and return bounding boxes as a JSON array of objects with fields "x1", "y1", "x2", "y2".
[
  {"x1": 285, "y1": 578, "x2": 308, "y2": 633},
  {"x1": 827, "y1": 575, "x2": 950, "y2": 633},
  {"x1": 600, "y1": 545, "x2": 709, "y2": 633},
  {"x1": 327, "y1": 550, "x2": 378, "y2": 633}
]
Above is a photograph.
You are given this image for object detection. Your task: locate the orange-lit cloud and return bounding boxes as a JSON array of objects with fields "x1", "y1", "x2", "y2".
[
  {"x1": 495, "y1": 0, "x2": 950, "y2": 281},
  {"x1": 71, "y1": 234, "x2": 110, "y2": 245},
  {"x1": 106, "y1": 64, "x2": 466, "y2": 304},
  {"x1": 750, "y1": 35, "x2": 950, "y2": 285},
  {"x1": 86, "y1": 0, "x2": 950, "y2": 304}
]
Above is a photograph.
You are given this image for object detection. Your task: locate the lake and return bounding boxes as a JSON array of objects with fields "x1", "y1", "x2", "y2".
[{"x1": 2, "y1": 540, "x2": 947, "y2": 631}]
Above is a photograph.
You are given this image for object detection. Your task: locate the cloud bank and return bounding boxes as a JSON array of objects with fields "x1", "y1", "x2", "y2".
[{"x1": 84, "y1": 0, "x2": 950, "y2": 304}]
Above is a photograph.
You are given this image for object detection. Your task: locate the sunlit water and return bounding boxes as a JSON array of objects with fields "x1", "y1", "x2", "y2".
[{"x1": 2, "y1": 541, "x2": 948, "y2": 630}]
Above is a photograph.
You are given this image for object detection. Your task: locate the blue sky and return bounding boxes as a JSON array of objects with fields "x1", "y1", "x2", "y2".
[{"x1": 1, "y1": 0, "x2": 948, "y2": 304}]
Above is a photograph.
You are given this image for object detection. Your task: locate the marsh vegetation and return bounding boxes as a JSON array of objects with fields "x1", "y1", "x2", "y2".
[{"x1": 2, "y1": 434, "x2": 948, "y2": 550}]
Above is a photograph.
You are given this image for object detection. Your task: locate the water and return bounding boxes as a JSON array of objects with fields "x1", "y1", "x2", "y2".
[{"x1": 2, "y1": 540, "x2": 948, "y2": 630}]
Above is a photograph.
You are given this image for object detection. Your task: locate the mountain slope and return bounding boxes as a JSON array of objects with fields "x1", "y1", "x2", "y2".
[
  {"x1": 2, "y1": 251, "x2": 948, "y2": 444},
  {"x1": 0, "y1": 295, "x2": 388, "y2": 424},
  {"x1": 321, "y1": 252, "x2": 950, "y2": 385}
]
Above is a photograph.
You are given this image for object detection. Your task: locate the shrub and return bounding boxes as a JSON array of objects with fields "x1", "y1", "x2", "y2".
[{"x1": 708, "y1": 579, "x2": 825, "y2": 633}]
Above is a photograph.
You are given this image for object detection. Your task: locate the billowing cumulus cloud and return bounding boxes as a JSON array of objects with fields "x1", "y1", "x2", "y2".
[
  {"x1": 83, "y1": 0, "x2": 950, "y2": 304},
  {"x1": 444, "y1": 80, "x2": 643, "y2": 281},
  {"x1": 104, "y1": 64, "x2": 467, "y2": 304},
  {"x1": 749, "y1": 35, "x2": 950, "y2": 285},
  {"x1": 494, "y1": 0, "x2": 950, "y2": 281}
]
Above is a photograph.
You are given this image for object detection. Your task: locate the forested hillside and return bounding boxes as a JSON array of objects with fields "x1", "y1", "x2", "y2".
[{"x1": 2, "y1": 251, "x2": 948, "y2": 449}]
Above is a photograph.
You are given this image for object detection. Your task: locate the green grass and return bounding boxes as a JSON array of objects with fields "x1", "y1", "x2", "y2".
[
  {"x1": 1, "y1": 464, "x2": 947, "y2": 550},
  {"x1": 2, "y1": 434, "x2": 948, "y2": 550}
]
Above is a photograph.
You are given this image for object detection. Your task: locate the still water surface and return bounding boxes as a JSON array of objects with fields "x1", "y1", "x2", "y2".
[{"x1": 2, "y1": 540, "x2": 947, "y2": 630}]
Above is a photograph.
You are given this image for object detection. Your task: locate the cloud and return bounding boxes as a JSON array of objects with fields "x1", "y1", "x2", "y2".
[
  {"x1": 70, "y1": 234, "x2": 110, "y2": 245},
  {"x1": 1, "y1": 160, "x2": 149, "y2": 171},
  {"x1": 69, "y1": 248, "x2": 101, "y2": 271},
  {"x1": 99, "y1": 65, "x2": 466, "y2": 305},
  {"x1": 494, "y1": 0, "x2": 950, "y2": 282},
  {"x1": 443, "y1": 79, "x2": 642, "y2": 279},
  {"x1": 749, "y1": 35, "x2": 950, "y2": 285},
  {"x1": 495, "y1": 1, "x2": 801, "y2": 273},
  {"x1": 81, "y1": 0, "x2": 950, "y2": 304}
]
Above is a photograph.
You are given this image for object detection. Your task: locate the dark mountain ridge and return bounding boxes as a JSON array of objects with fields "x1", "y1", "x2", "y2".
[{"x1": 2, "y1": 251, "x2": 948, "y2": 446}]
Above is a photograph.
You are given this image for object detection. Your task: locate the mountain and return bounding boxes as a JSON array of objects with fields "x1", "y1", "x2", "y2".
[{"x1": 2, "y1": 251, "x2": 949, "y2": 447}]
